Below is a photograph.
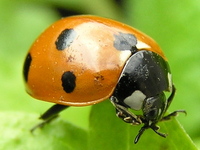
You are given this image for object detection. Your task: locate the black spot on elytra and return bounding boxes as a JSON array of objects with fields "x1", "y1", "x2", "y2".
[
  {"x1": 113, "y1": 32, "x2": 137, "y2": 53},
  {"x1": 23, "y1": 53, "x2": 32, "y2": 82},
  {"x1": 61, "y1": 71, "x2": 76, "y2": 93},
  {"x1": 55, "y1": 28, "x2": 76, "y2": 50}
]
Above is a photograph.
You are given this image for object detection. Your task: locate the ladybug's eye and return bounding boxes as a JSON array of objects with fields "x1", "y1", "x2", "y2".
[
  {"x1": 148, "y1": 109, "x2": 157, "y2": 119},
  {"x1": 143, "y1": 101, "x2": 158, "y2": 121}
]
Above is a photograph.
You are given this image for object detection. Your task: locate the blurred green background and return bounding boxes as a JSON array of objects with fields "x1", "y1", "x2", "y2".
[{"x1": 1, "y1": 0, "x2": 200, "y2": 149}]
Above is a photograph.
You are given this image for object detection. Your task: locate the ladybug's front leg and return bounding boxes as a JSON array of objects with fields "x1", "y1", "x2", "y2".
[{"x1": 110, "y1": 96, "x2": 142, "y2": 125}]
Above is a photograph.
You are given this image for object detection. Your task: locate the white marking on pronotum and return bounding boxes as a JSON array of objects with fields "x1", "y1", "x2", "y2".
[
  {"x1": 158, "y1": 108, "x2": 162, "y2": 117},
  {"x1": 168, "y1": 73, "x2": 173, "y2": 92},
  {"x1": 124, "y1": 90, "x2": 146, "y2": 110},
  {"x1": 136, "y1": 41, "x2": 151, "y2": 50}
]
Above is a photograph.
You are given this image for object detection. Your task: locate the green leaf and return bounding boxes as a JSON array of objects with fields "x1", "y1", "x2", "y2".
[
  {"x1": 89, "y1": 101, "x2": 129, "y2": 150},
  {"x1": 0, "y1": 112, "x2": 88, "y2": 150},
  {"x1": 1, "y1": 103, "x2": 196, "y2": 150},
  {"x1": 89, "y1": 101, "x2": 197, "y2": 150}
]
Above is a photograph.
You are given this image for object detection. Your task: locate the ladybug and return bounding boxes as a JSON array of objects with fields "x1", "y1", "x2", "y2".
[{"x1": 23, "y1": 15, "x2": 185, "y2": 143}]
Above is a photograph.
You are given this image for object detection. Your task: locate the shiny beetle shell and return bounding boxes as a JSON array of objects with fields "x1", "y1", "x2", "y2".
[{"x1": 23, "y1": 15, "x2": 165, "y2": 106}]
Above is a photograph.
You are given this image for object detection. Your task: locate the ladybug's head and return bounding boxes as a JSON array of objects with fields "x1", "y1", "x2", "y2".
[
  {"x1": 134, "y1": 85, "x2": 176, "y2": 144},
  {"x1": 142, "y1": 92, "x2": 166, "y2": 126}
]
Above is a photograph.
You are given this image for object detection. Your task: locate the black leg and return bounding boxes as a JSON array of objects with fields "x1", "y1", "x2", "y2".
[
  {"x1": 31, "y1": 104, "x2": 69, "y2": 132},
  {"x1": 134, "y1": 123, "x2": 167, "y2": 144},
  {"x1": 134, "y1": 126, "x2": 147, "y2": 144},
  {"x1": 39, "y1": 104, "x2": 68, "y2": 120},
  {"x1": 165, "y1": 84, "x2": 176, "y2": 110},
  {"x1": 162, "y1": 84, "x2": 186, "y2": 121},
  {"x1": 161, "y1": 110, "x2": 186, "y2": 121},
  {"x1": 110, "y1": 96, "x2": 142, "y2": 125}
]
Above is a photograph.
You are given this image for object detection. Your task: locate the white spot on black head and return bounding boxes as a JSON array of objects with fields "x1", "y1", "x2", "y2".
[{"x1": 124, "y1": 90, "x2": 146, "y2": 110}]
